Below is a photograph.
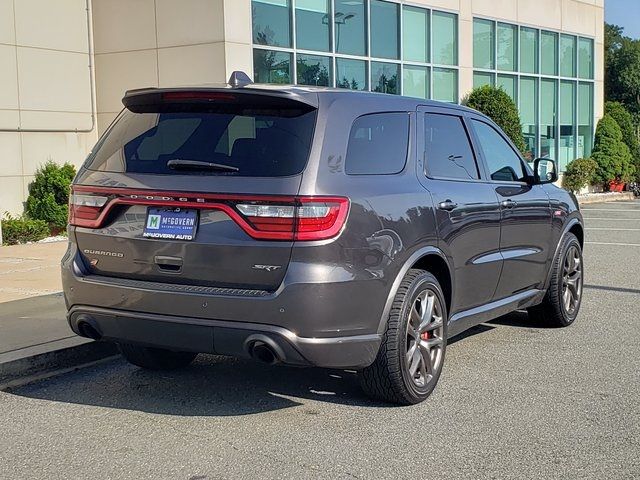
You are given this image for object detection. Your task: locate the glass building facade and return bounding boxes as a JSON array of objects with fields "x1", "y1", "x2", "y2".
[
  {"x1": 251, "y1": 1, "x2": 597, "y2": 171},
  {"x1": 472, "y1": 18, "x2": 595, "y2": 166},
  {"x1": 252, "y1": 0, "x2": 459, "y2": 101}
]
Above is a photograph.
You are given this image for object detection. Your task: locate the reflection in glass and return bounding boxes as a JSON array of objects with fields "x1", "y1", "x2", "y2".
[
  {"x1": 295, "y1": 0, "x2": 330, "y2": 52},
  {"x1": 403, "y1": 6, "x2": 429, "y2": 63},
  {"x1": 497, "y1": 74, "x2": 516, "y2": 102},
  {"x1": 473, "y1": 71, "x2": 494, "y2": 89},
  {"x1": 432, "y1": 12, "x2": 457, "y2": 66},
  {"x1": 497, "y1": 23, "x2": 517, "y2": 71},
  {"x1": 372, "y1": 62, "x2": 400, "y2": 95},
  {"x1": 252, "y1": 0, "x2": 291, "y2": 47},
  {"x1": 473, "y1": 18, "x2": 494, "y2": 69},
  {"x1": 541, "y1": 31, "x2": 558, "y2": 76},
  {"x1": 335, "y1": 0, "x2": 366, "y2": 56},
  {"x1": 520, "y1": 77, "x2": 537, "y2": 160},
  {"x1": 520, "y1": 27, "x2": 538, "y2": 74},
  {"x1": 578, "y1": 82, "x2": 594, "y2": 158},
  {"x1": 578, "y1": 38, "x2": 594, "y2": 79},
  {"x1": 403, "y1": 66, "x2": 429, "y2": 99},
  {"x1": 297, "y1": 53, "x2": 332, "y2": 86},
  {"x1": 432, "y1": 68, "x2": 457, "y2": 102},
  {"x1": 371, "y1": 0, "x2": 399, "y2": 59},
  {"x1": 559, "y1": 81, "x2": 576, "y2": 170},
  {"x1": 253, "y1": 49, "x2": 292, "y2": 84},
  {"x1": 336, "y1": 58, "x2": 367, "y2": 90},
  {"x1": 560, "y1": 34, "x2": 576, "y2": 77},
  {"x1": 540, "y1": 78, "x2": 557, "y2": 160}
]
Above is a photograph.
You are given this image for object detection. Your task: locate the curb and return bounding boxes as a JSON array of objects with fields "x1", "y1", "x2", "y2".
[
  {"x1": 577, "y1": 192, "x2": 635, "y2": 205},
  {"x1": 0, "y1": 340, "x2": 118, "y2": 390}
]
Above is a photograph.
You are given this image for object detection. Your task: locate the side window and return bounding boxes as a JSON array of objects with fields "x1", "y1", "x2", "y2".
[
  {"x1": 424, "y1": 113, "x2": 479, "y2": 180},
  {"x1": 471, "y1": 119, "x2": 527, "y2": 182},
  {"x1": 345, "y1": 113, "x2": 409, "y2": 175}
]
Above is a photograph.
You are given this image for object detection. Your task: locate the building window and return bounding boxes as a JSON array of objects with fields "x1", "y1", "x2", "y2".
[
  {"x1": 473, "y1": 17, "x2": 595, "y2": 170},
  {"x1": 497, "y1": 23, "x2": 517, "y2": 72},
  {"x1": 541, "y1": 31, "x2": 558, "y2": 76},
  {"x1": 520, "y1": 27, "x2": 538, "y2": 74},
  {"x1": 432, "y1": 11, "x2": 458, "y2": 66},
  {"x1": 295, "y1": 0, "x2": 330, "y2": 52},
  {"x1": 370, "y1": 0, "x2": 399, "y2": 60},
  {"x1": 560, "y1": 34, "x2": 576, "y2": 78},
  {"x1": 253, "y1": 49, "x2": 292, "y2": 83},
  {"x1": 252, "y1": 0, "x2": 292, "y2": 47},
  {"x1": 473, "y1": 18, "x2": 494, "y2": 69},
  {"x1": 371, "y1": 61, "x2": 399, "y2": 95},
  {"x1": 252, "y1": 0, "x2": 459, "y2": 101},
  {"x1": 336, "y1": 58, "x2": 367, "y2": 90},
  {"x1": 578, "y1": 38, "x2": 594, "y2": 79},
  {"x1": 433, "y1": 68, "x2": 458, "y2": 103},
  {"x1": 403, "y1": 65, "x2": 429, "y2": 99},
  {"x1": 403, "y1": 6, "x2": 429, "y2": 63},
  {"x1": 297, "y1": 53, "x2": 332, "y2": 86},
  {"x1": 335, "y1": 0, "x2": 366, "y2": 56}
]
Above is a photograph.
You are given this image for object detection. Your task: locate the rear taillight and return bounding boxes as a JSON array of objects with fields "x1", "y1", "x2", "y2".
[
  {"x1": 236, "y1": 198, "x2": 348, "y2": 240},
  {"x1": 68, "y1": 186, "x2": 349, "y2": 241}
]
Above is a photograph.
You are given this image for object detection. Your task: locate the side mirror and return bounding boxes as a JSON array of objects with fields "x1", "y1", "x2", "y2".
[{"x1": 533, "y1": 158, "x2": 558, "y2": 185}]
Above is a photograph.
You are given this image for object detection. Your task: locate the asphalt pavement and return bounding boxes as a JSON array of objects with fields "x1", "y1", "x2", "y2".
[{"x1": 0, "y1": 201, "x2": 639, "y2": 480}]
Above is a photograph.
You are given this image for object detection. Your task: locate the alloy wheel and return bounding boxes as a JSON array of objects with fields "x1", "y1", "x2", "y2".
[
  {"x1": 562, "y1": 245, "x2": 583, "y2": 316},
  {"x1": 405, "y1": 289, "x2": 445, "y2": 389}
]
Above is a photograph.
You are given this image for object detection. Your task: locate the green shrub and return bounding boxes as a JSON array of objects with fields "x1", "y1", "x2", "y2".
[
  {"x1": 562, "y1": 158, "x2": 598, "y2": 193},
  {"x1": 463, "y1": 85, "x2": 527, "y2": 155},
  {"x1": 591, "y1": 114, "x2": 636, "y2": 185},
  {"x1": 605, "y1": 101, "x2": 640, "y2": 180},
  {"x1": 1, "y1": 214, "x2": 50, "y2": 245},
  {"x1": 25, "y1": 161, "x2": 76, "y2": 230}
]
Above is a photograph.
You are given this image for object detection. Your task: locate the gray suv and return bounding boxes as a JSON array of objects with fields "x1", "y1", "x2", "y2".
[{"x1": 62, "y1": 73, "x2": 584, "y2": 405}]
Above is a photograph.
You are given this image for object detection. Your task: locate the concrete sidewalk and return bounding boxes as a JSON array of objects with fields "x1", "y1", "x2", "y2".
[{"x1": 0, "y1": 241, "x2": 117, "y2": 386}]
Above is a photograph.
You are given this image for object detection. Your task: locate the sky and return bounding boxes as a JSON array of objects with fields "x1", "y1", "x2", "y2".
[{"x1": 605, "y1": 0, "x2": 640, "y2": 39}]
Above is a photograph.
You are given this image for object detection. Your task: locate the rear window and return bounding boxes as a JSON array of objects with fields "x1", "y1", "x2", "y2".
[
  {"x1": 86, "y1": 105, "x2": 317, "y2": 177},
  {"x1": 345, "y1": 113, "x2": 410, "y2": 175}
]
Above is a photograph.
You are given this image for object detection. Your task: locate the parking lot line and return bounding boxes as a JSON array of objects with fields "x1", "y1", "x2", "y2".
[
  {"x1": 585, "y1": 241, "x2": 640, "y2": 247},
  {"x1": 580, "y1": 208, "x2": 640, "y2": 212},
  {"x1": 581, "y1": 217, "x2": 640, "y2": 221},
  {"x1": 585, "y1": 227, "x2": 640, "y2": 231}
]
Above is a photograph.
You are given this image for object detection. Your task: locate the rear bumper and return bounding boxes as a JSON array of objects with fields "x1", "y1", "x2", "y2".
[{"x1": 68, "y1": 306, "x2": 381, "y2": 369}]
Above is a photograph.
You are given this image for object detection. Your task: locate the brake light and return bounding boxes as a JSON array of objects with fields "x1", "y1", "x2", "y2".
[
  {"x1": 161, "y1": 91, "x2": 237, "y2": 102},
  {"x1": 68, "y1": 186, "x2": 349, "y2": 241}
]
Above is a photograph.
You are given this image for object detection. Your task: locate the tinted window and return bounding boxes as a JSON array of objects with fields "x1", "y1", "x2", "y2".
[
  {"x1": 424, "y1": 114, "x2": 478, "y2": 180},
  {"x1": 471, "y1": 120, "x2": 527, "y2": 182},
  {"x1": 87, "y1": 106, "x2": 317, "y2": 177},
  {"x1": 345, "y1": 113, "x2": 409, "y2": 175}
]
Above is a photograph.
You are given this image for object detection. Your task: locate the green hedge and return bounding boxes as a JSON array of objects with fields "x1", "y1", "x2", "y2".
[
  {"x1": 463, "y1": 85, "x2": 527, "y2": 155},
  {"x1": 1, "y1": 215, "x2": 50, "y2": 245},
  {"x1": 591, "y1": 114, "x2": 635, "y2": 184},
  {"x1": 562, "y1": 158, "x2": 597, "y2": 193},
  {"x1": 25, "y1": 161, "x2": 76, "y2": 230}
]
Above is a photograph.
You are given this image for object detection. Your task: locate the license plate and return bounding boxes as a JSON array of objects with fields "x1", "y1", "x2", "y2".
[{"x1": 143, "y1": 208, "x2": 198, "y2": 241}]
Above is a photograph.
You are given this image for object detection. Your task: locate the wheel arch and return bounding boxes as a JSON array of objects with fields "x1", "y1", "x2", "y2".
[
  {"x1": 376, "y1": 247, "x2": 453, "y2": 335},
  {"x1": 544, "y1": 217, "x2": 584, "y2": 290}
]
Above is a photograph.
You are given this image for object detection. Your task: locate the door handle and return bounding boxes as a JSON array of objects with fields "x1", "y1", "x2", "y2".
[
  {"x1": 500, "y1": 199, "x2": 517, "y2": 209},
  {"x1": 438, "y1": 200, "x2": 458, "y2": 211}
]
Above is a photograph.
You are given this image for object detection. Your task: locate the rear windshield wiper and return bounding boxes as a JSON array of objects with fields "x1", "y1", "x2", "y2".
[{"x1": 167, "y1": 159, "x2": 239, "y2": 172}]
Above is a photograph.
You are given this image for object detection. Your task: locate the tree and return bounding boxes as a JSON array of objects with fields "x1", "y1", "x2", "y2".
[
  {"x1": 605, "y1": 101, "x2": 640, "y2": 178},
  {"x1": 463, "y1": 85, "x2": 527, "y2": 154},
  {"x1": 605, "y1": 24, "x2": 640, "y2": 116},
  {"x1": 591, "y1": 114, "x2": 635, "y2": 185}
]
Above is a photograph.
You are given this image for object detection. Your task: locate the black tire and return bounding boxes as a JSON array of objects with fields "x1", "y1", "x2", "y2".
[
  {"x1": 118, "y1": 343, "x2": 198, "y2": 370},
  {"x1": 528, "y1": 232, "x2": 583, "y2": 328},
  {"x1": 360, "y1": 269, "x2": 448, "y2": 405}
]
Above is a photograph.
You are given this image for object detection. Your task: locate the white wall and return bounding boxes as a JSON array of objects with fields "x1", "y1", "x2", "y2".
[{"x1": 0, "y1": 0, "x2": 97, "y2": 216}]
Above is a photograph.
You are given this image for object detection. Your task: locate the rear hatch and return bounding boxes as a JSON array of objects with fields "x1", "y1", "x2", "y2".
[{"x1": 69, "y1": 88, "x2": 346, "y2": 292}]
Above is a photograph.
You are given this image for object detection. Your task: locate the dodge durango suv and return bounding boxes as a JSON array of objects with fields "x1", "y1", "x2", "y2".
[{"x1": 62, "y1": 73, "x2": 584, "y2": 405}]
